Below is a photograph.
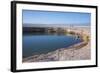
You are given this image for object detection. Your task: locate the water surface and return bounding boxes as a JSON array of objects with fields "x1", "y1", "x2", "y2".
[{"x1": 23, "y1": 35, "x2": 82, "y2": 58}]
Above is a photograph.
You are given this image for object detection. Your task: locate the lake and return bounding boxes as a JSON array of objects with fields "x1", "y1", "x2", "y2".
[{"x1": 23, "y1": 35, "x2": 82, "y2": 58}]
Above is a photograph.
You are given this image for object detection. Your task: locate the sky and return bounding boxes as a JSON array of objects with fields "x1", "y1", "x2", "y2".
[{"x1": 23, "y1": 10, "x2": 91, "y2": 26}]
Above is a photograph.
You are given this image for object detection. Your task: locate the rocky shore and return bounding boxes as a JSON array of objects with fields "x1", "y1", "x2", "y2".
[
  {"x1": 23, "y1": 26, "x2": 91, "y2": 63},
  {"x1": 23, "y1": 41, "x2": 90, "y2": 62}
]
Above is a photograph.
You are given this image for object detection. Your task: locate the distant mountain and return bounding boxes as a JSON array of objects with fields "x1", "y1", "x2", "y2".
[{"x1": 23, "y1": 23, "x2": 90, "y2": 28}]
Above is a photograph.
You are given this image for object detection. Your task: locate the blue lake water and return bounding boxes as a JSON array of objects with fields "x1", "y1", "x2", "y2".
[{"x1": 23, "y1": 35, "x2": 82, "y2": 58}]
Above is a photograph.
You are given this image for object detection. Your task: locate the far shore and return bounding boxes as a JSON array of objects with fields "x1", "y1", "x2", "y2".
[{"x1": 23, "y1": 26, "x2": 91, "y2": 63}]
